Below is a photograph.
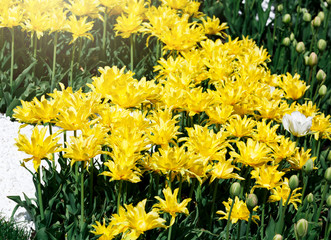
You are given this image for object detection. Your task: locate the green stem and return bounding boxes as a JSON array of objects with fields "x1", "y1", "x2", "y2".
[
  {"x1": 188, "y1": 178, "x2": 196, "y2": 209},
  {"x1": 178, "y1": 175, "x2": 183, "y2": 201},
  {"x1": 77, "y1": 38, "x2": 83, "y2": 72},
  {"x1": 117, "y1": 180, "x2": 123, "y2": 214},
  {"x1": 168, "y1": 171, "x2": 172, "y2": 189},
  {"x1": 69, "y1": 41, "x2": 76, "y2": 88},
  {"x1": 89, "y1": 158, "x2": 94, "y2": 205},
  {"x1": 246, "y1": 211, "x2": 253, "y2": 239},
  {"x1": 37, "y1": 166, "x2": 45, "y2": 220},
  {"x1": 300, "y1": 173, "x2": 308, "y2": 203},
  {"x1": 237, "y1": 220, "x2": 241, "y2": 240},
  {"x1": 51, "y1": 32, "x2": 58, "y2": 93},
  {"x1": 48, "y1": 123, "x2": 56, "y2": 170},
  {"x1": 314, "y1": 180, "x2": 329, "y2": 222},
  {"x1": 278, "y1": 190, "x2": 293, "y2": 234},
  {"x1": 130, "y1": 34, "x2": 134, "y2": 71},
  {"x1": 9, "y1": 29, "x2": 14, "y2": 95},
  {"x1": 32, "y1": 34, "x2": 37, "y2": 78},
  {"x1": 209, "y1": 180, "x2": 218, "y2": 229},
  {"x1": 168, "y1": 224, "x2": 172, "y2": 240},
  {"x1": 102, "y1": 10, "x2": 108, "y2": 56},
  {"x1": 260, "y1": 191, "x2": 268, "y2": 239},
  {"x1": 80, "y1": 163, "x2": 85, "y2": 228},
  {"x1": 225, "y1": 198, "x2": 236, "y2": 240}
]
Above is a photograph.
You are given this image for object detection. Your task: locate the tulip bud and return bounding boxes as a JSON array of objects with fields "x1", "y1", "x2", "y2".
[
  {"x1": 296, "y1": 42, "x2": 305, "y2": 53},
  {"x1": 317, "y1": 39, "x2": 327, "y2": 52},
  {"x1": 302, "y1": 159, "x2": 314, "y2": 174},
  {"x1": 325, "y1": 167, "x2": 331, "y2": 182},
  {"x1": 306, "y1": 193, "x2": 314, "y2": 203},
  {"x1": 303, "y1": 12, "x2": 312, "y2": 22},
  {"x1": 246, "y1": 193, "x2": 258, "y2": 211},
  {"x1": 316, "y1": 69, "x2": 326, "y2": 82},
  {"x1": 318, "y1": 11, "x2": 325, "y2": 22},
  {"x1": 273, "y1": 234, "x2": 283, "y2": 240},
  {"x1": 290, "y1": 32, "x2": 295, "y2": 41},
  {"x1": 292, "y1": 39, "x2": 298, "y2": 48},
  {"x1": 295, "y1": 219, "x2": 309, "y2": 237},
  {"x1": 319, "y1": 85, "x2": 327, "y2": 96},
  {"x1": 308, "y1": 52, "x2": 318, "y2": 67},
  {"x1": 230, "y1": 182, "x2": 241, "y2": 198},
  {"x1": 282, "y1": 37, "x2": 291, "y2": 46},
  {"x1": 326, "y1": 195, "x2": 331, "y2": 208},
  {"x1": 327, "y1": 151, "x2": 331, "y2": 162},
  {"x1": 304, "y1": 55, "x2": 309, "y2": 65},
  {"x1": 289, "y1": 175, "x2": 299, "y2": 190},
  {"x1": 300, "y1": 8, "x2": 308, "y2": 13},
  {"x1": 282, "y1": 14, "x2": 291, "y2": 24},
  {"x1": 277, "y1": 4, "x2": 283, "y2": 12},
  {"x1": 312, "y1": 16, "x2": 321, "y2": 27}
]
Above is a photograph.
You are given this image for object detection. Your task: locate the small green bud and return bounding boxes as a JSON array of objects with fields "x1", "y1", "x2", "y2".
[
  {"x1": 326, "y1": 195, "x2": 331, "y2": 208},
  {"x1": 273, "y1": 234, "x2": 283, "y2": 240},
  {"x1": 295, "y1": 219, "x2": 309, "y2": 237},
  {"x1": 246, "y1": 193, "x2": 258, "y2": 211},
  {"x1": 306, "y1": 193, "x2": 314, "y2": 203},
  {"x1": 289, "y1": 175, "x2": 299, "y2": 190},
  {"x1": 312, "y1": 16, "x2": 321, "y2": 27},
  {"x1": 292, "y1": 39, "x2": 297, "y2": 48},
  {"x1": 230, "y1": 182, "x2": 241, "y2": 198},
  {"x1": 316, "y1": 69, "x2": 326, "y2": 82},
  {"x1": 302, "y1": 159, "x2": 314, "y2": 174},
  {"x1": 300, "y1": 8, "x2": 308, "y2": 13},
  {"x1": 317, "y1": 39, "x2": 327, "y2": 52},
  {"x1": 290, "y1": 32, "x2": 295, "y2": 41},
  {"x1": 282, "y1": 14, "x2": 291, "y2": 24},
  {"x1": 319, "y1": 85, "x2": 327, "y2": 96},
  {"x1": 325, "y1": 167, "x2": 331, "y2": 182},
  {"x1": 308, "y1": 52, "x2": 318, "y2": 67},
  {"x1": 282, "y1": 37, "x2": 291, "y2": 46},
  {"x1": 303, "y1": 12, "x2": 312, "y2": 22},
  {"x1": 296, "y1": 42, "x2": 305, "y2": 53},
  {"x1": 304, "y1": 55, "x2": 309, "y2": 65},
  {"x1": 277, "y1": 4, "x2": 283, "y2": 12},
  {"x1": 327, "y1": 150, "x2": 331, "y2": 162},
  {"x1": 318, "y1": 11, "x2": 325, "y2": 22}
]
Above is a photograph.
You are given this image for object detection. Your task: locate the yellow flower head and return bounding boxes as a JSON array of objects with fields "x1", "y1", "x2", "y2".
[
  {"x1": 123, "y1": 199, "x2": 167, "y2": 239},
  {"x1": 279, "y1": 73, "x2": 309, "y2": 100},
  {"x1": 252, "y1": 119, "x2": 280, "y2": 144},
  {"x1": 65, "y1": 15, "x2": 94, "y2": 44},
  {"x1": 217, "y1": 197, "x2": 259, "y2": 224},
  {"x1": 154, "y1": 187, "x2": 191, "y2": 226},
  {"x1": 161, "y1": 0, "x2": 190, "y2": 10},
  {"x1": 184, "y1": 125, "x2": 229, "y2": 162},
  {"x1": 91, "y1": 218, "x2": 122, "y2": 240},
  {"x1": 287, "y1": 147, "x2": 316, "y2": 170},
  {"x1": 269, "y1": 136, "x2": 296, "y2": 164},
  {"x1": 209, "y1": 158, "x2": 245, "y2": 183},
  {"x1": 63, "y1": 133, "x2": 105, "y2": 167},
  {"x1": 15, "y1": 126, "x2": 61, "y2": 172},
  {"x1": 147, "y1": 107, "x2": 180, "y2": 146},
  {"x1": 114, "y1": 13, "x2": 142, "y2": 38},
  {"x1": 230, "y1": 139, "x2": 271, "y2": 167},
  {"x1": 0, "y1": 4, "x2": 24, "y2": 28},
  {"x1": 201, "y1": 16, "x2": 228, "y2": 38},
  {"x1": 206, "y1": 104, "x2": 234, "y2": 125},
  {"x1": 268, "y1": 178, "x2": 302, "y2": 210},
  {"x1": 251, "y1": 164, "x2": 285, "y2": 191},
  {"x1": 310, "y1": 113, "x2": 331, "y2": 140},
  {"x1": 66, "y1": 0, "x2": 103, "y2": 20},
  {"x1": 226, "y1": 115, "x2": 256, "y2": 138}
]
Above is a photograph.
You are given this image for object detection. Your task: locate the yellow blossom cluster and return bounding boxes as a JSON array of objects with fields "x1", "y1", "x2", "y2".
[{"x1": 11, "y1": 0, "x2": 331, "y2": 237}]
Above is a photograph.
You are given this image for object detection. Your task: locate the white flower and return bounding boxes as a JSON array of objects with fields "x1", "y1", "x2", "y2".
[{"x1": 282, "y1": 111, "x2": 313, "y2": 137}]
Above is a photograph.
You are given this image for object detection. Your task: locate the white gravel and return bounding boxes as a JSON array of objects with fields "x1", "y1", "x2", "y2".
[{"x1": 0, "y1": 113, "x2": 35, "y2": 232}]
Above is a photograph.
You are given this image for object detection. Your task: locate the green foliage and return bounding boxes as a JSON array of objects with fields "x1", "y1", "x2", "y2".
[{"x1": 0, "y1": 215, "x2": 31, "y2": 240}]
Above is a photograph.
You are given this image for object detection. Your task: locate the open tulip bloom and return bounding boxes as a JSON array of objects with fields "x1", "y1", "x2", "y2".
[{"x1": 282, "y1": 111, "x2": 313, "y2": 137}]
